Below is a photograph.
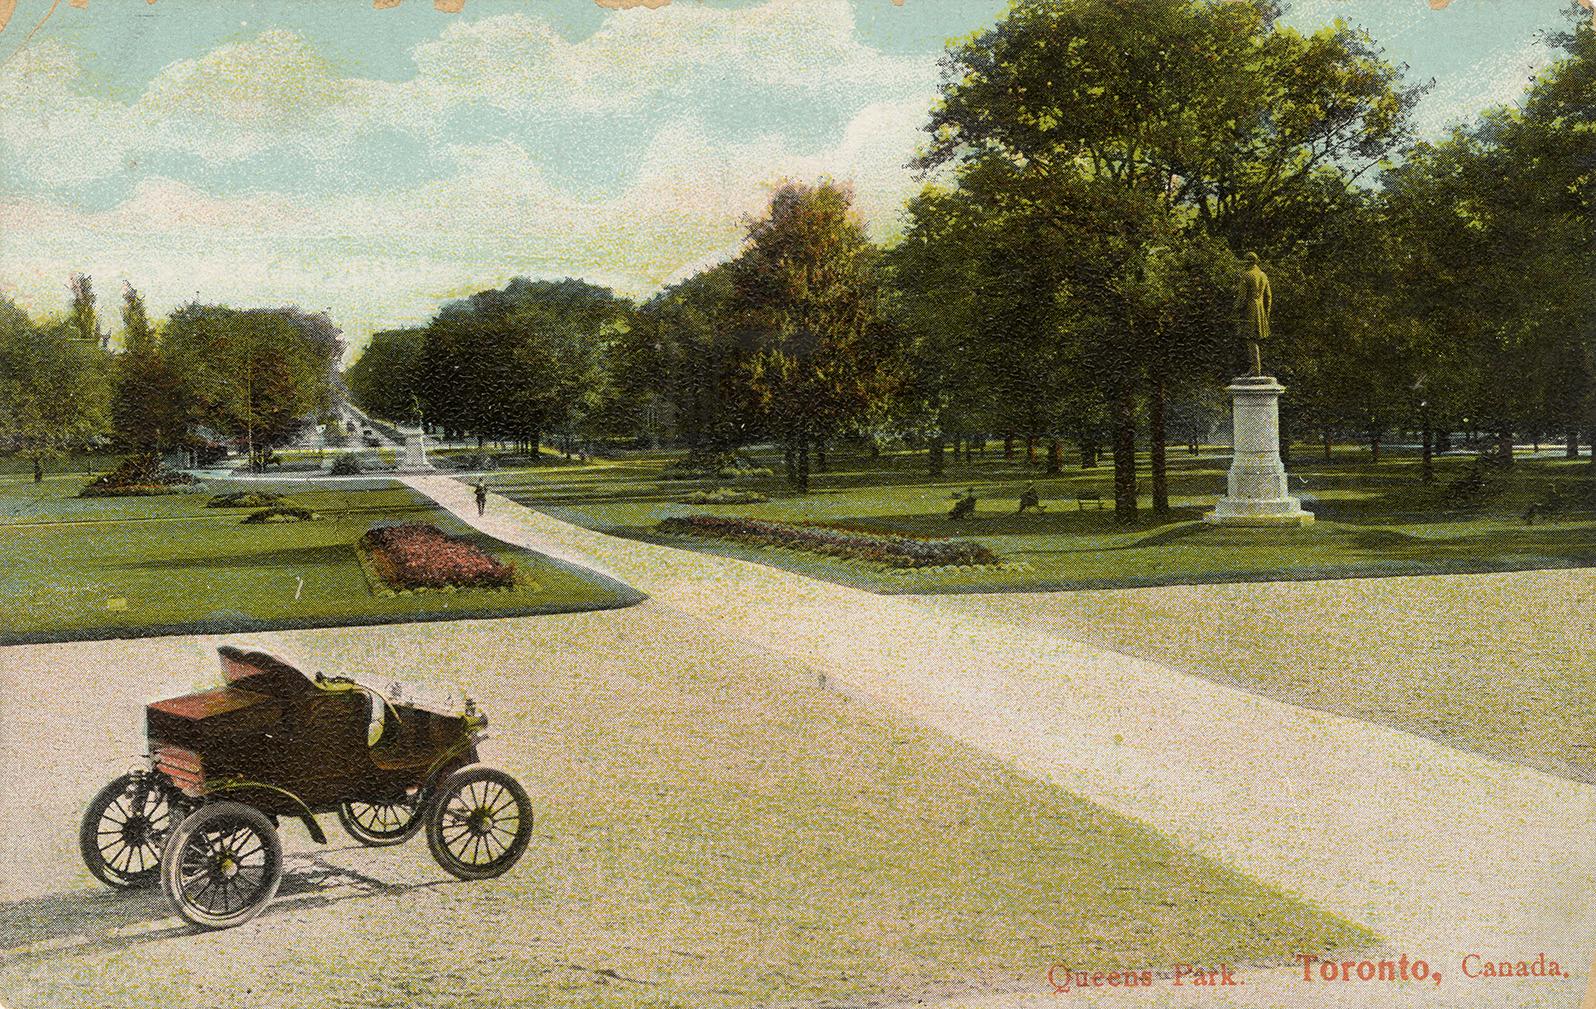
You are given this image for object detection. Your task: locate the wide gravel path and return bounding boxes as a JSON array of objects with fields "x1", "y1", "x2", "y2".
[{"x1": 407, "y1": 474, "x2": 1596, "y2": 1009}]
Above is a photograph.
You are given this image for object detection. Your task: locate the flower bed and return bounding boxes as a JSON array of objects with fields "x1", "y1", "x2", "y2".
[
  {"x1": 657, "y1": 515, "x2": 1000, "y2": 569},
  {"x1": 357, "y1": 522, "x2": 517, "y2": 592}
]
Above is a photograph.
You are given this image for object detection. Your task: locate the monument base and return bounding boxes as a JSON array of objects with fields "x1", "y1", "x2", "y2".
[
  {"x1": 398, "y1": 426, "x2": 435, "y2": 473},
  {"x1": 1204, "y1": 375, "x2": 1313, "y2": 528}
]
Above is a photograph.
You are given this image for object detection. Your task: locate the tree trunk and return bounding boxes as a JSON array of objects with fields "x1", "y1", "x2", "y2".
[
  {"x1": 1421, "y1": 422, "x2": 1435, "y2": 484},
  {"x1": 1003, "y1": 434, "x2": 1015, "y2": 460},
  {"x1": 1188, "y1": 439, "x2": 1199, "y2": 457},
  {"x1": 816, "y1": 439, "x2": 827, "y2": 473},
  {"x1": 1566, "y1": 430, "x2": 1579, "y2": 459},
  {"x1": 1436, "y1": 429, "x2": 1451, "y2": 454},
  {"x1": 797, "y1": 439, "x2": 811, "y2": 492},
  {"x1": 1150, "y1": 374, "x2": 1168, "y2": 515},
  {"x1": 1026, "y1": 434, "x2": 1037, "y2": 465},
  {"x1": 32, "y1": 457, "x2": 42, "y2": 483},
  {"x1": 1369, "y1": 432, "x2": 1380, "y2": 464},
  {"x1": 785, "y1": 445, "x2": 798, "y2": 485},
  {"x1": 928, "y1": 434, "x2": 945, "y2": 476},
  {"x1": 1046, "y1": 438, "x2": 1062, "y2": 475},
  {"x1": 1497, "y1": 428, "x2": 1514, "y2": 466},
  {"x1": 1113, "y1": 384, "x2": 1138, "y2": 524},
  {"x1": 1080, "y1": 437, "x2": 1098, "y2": 469},
  {"x1": 1323, "y1": 429, "x2": 1333, "y2": 461}
]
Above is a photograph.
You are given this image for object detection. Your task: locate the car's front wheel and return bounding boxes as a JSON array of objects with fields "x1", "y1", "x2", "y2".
[
  {"x1": 160, "y1": 802, "x2": 283, "y2": 930},
  {"x1": 425, "y1": 766, "x2": 532, "y2": 880}
]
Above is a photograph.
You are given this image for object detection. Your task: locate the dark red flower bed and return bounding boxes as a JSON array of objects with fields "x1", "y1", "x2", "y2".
[
  {"x1": 358, "y1": 522, "x2": 516, "y2": 590},
  {"x1": 657, "y1": 515, "x2": 1000, "y2": 569}
]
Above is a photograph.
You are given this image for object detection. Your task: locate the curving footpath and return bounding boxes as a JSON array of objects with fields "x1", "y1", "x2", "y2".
[{"x1": 406, "y1": 473, "x2": 1596, "y2": 1009}]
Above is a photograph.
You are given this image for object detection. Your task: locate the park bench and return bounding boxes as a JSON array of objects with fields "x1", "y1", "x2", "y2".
[{"x1": 1076, "y1": 492, "x2": 1104, "y2": 511}]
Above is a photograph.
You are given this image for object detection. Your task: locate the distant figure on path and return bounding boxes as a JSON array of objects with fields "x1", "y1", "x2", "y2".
[
  {"x1": 1236, "y1": 251, "x2": 1272, "y2": 376},
  {"x1": 1017, "y1": 482, "x2": 1045, "y2": 514},
  {"x1": 474, "y1": 480, "x2": 488, "y2": 516}
]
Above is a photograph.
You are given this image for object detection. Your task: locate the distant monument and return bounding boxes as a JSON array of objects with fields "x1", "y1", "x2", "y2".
[
  {"x1": 1204, "y1": 253, "x2": 1313, "y2": 527},
  {"x1": 398, "y1": 399, "x2": 435, "y2": 473}
]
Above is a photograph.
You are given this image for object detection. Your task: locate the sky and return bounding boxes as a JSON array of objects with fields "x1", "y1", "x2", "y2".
[{"x1": 0, "y1": 0, "x2": 1580, "y2": 358}]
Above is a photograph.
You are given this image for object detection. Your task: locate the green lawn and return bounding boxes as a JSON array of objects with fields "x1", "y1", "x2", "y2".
[
  {"x1": 937, "y1": 568, "x2": 1596, "y2": 784},
  {"x1": 488, "y1": 445, "x2": 1596, "y2": 592},
  {"x1": 0, "y1": 473, "x2": 640, "y2": 644}
]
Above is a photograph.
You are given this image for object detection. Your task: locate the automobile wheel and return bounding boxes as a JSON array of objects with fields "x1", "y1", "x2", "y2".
[
  {"x1": 160, "y1": 802, "x2": 283, "y2": 930},
  {"x1": 337, "y1": 792, "x2": 425, "y2": 846},
  {"x1": 80, "y1": 772, "x2": 175, "y2": 889},
  {"x1": 425, "y1": 766, "x2": 532, "y2": 880}
]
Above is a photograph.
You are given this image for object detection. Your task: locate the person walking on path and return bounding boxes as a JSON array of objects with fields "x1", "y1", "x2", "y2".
[{"x1": 474, "y1": 480, "x2": 488, "y2": 516}]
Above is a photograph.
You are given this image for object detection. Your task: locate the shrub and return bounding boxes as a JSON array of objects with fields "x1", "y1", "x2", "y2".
[
  {"x1": 657, "y1": 515, "x2": 1000, "y2": 569},
  {"x1": 358, "y1": 522, "x2": 516, "y2": 591},
  {"x1": 717, "y1": 466, "x2": 773, "y2": 480},
  {"x1": 663, "y1": 453, "x2": 772, "y2": 481},
  {"x1": 208, "y1": 491, "x2": 285, "y2": 509},
  {"x1": 330, "y1": 454, "x2": 363, "y2": 476},
  {"x1": 448, "y1": 453, "x2": 499, "y2": 471},
  {"x1": 683, "y1": 487, "x2": 769, "y2": 505},
  {"x1": 1442, "y1": 450, "x2": 1509, "y2": 508},
  {"x1": 80, "y1": 455, "x2": 194, "y2": 497},
  {"x1": 242, "y1": 505, "x2": 318, "y2": 524}
]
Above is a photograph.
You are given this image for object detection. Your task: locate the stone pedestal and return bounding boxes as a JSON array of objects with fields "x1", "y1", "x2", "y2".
[
  {"x1": 1204, "y1": 375, "x2": 1313, "y2": 527},
  {"x1": 399, "y1": 426, "x2": 434, "y2": 472}
]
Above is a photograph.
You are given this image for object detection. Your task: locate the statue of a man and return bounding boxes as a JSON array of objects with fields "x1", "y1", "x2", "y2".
[{"x1": 1235, "y1": 251, "x2": 1272, "y2": 376}]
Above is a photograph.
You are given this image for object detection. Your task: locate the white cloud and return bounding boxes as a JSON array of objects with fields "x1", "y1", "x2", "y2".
[
  {"x1": 0, "y1": 105, "x2": 934, "y2": 356},
  {"x1": 0, "y1": 1, "x2": 940, "y2": 355},
  {"x1": 404, "y1": 1, "x2": 935, "y2": 116}
]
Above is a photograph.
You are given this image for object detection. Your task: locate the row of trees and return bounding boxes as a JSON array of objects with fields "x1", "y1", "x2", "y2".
[
  {"x1": 342, "y1": 0, "x2": 1594, "y2": 521},
  {"x1": 0, "y1": 278, "x2": 341, "y2": 478}
]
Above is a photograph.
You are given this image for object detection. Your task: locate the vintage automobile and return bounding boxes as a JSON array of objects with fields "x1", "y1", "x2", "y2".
[{"x1": 79, "y1": 646, "x2": 532, "y2": 930}]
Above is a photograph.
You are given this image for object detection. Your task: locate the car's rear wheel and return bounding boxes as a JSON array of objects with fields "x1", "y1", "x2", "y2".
[
  {"x1": 161, "y1": 802, "x2": 283, "y2": 930},
  {"x1": 80, "y1": 772, "x2": 174, "y2": 889},
  {"x1": 425, "y1": 766, "x2": 532, "y2": 880},
  {"x1": 337, "y1": 792, "x2": 425, "y2": 846}
]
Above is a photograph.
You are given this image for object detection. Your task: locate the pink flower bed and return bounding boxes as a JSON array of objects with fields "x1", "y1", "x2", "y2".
[
  {"x1": 657, "y1": 515, "x2": 1000, "y2": 569},
  {"x1": 359, "y1": 522, "x2": 516, "y2": 591}
]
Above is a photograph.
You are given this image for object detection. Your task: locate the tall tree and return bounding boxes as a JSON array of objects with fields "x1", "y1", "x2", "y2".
[
  {"x1": 415, "y1": 278, "x2": 627, "y2": 452},
  {"x1": 68, "y1": 273, "x2": 103, "y2": 348},
  {"x1": 0, "y1": 297, "x2": 111, "y2": 481},
  {"x1": 631, "y1": 265, "x2": 746, "y2": 458},
  {"x1": 345, "y1": 327, "x2": 426, "y2": 424},
  {"x1": 161, "y1": 305, "x2": 341, "y2": 470},
  {"x1": 731, "y1": 180, "x2": 897, "y2": 491},
  {"x1": 917, "y1": 0, "x2": 1419, "y2": 520},
  {"x1": 112, "y1": 282, "x2": 179, "y2": 456}
]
